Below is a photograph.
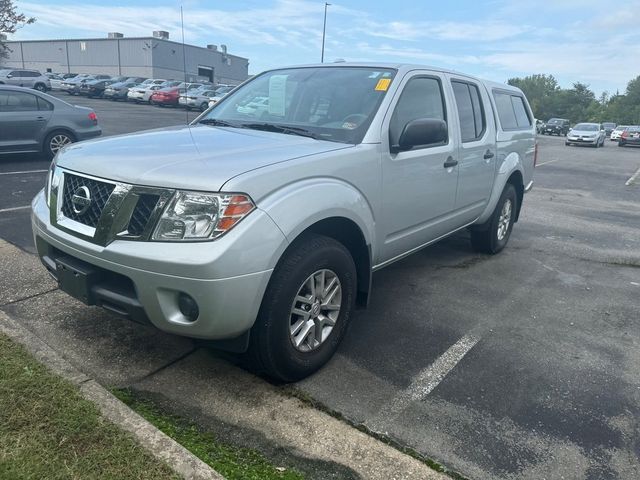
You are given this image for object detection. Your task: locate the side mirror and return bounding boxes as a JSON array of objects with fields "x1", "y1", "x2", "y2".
[{"x1": 392, "y1": 118, "x2": 447, "y2": 153}]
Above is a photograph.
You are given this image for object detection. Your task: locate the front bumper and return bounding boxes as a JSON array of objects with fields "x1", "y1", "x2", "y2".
[
  {"x1": 566, "y1": 137, "x2": 597, "y2": 144},
  {"x1": 31, "y1": 190, "x2": 287, "y2": 340}
]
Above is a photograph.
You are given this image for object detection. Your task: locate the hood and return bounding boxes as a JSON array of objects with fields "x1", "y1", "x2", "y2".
[
  {"x1": 56, "y1": 124, "x2": 352, "y2": 192},
  {"x1": 569, "y1": 129, "x2": 598, "y2": 135}
]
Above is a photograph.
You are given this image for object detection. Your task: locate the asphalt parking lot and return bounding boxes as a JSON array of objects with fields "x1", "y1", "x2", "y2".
[{"x1": 1, "y1": 94, "x2": 640, "y2": 479}]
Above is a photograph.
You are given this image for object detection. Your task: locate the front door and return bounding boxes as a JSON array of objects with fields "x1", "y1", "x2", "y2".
[{"x1": 380, "y1": 74, "x2": 459, "y2": 263}]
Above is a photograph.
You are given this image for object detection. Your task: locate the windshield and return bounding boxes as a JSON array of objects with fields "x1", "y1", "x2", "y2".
[
  {"x1": 200, "y1": 66, "x2": 397, "y2": 144},
  {"x1": 573, "y1": 123, "x2": 598, "y2": 131},
  {"x1": 548, "y1": 118, "x2": 564, "y2": 125},
  {"x1": 602, "y1": 123, "x2": 616, "y2": 128}
]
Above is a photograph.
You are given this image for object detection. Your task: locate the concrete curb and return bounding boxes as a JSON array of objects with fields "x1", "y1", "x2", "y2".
[{"x1": 0, "y1": 310, "x2": 225, "y2": 480}]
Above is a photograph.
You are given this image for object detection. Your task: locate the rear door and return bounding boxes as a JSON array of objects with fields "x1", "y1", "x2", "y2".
[
  {"x1": 0, "y1": 90, "x2": 52, "y2": 152},
  {"x1": 447, "y1": 76, "x2": 497, "y2": 221}
]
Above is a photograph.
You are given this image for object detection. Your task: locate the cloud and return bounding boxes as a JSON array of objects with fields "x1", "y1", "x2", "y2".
[{"x1": 11, "y1": 0, "x2": 640, "y2": 94}]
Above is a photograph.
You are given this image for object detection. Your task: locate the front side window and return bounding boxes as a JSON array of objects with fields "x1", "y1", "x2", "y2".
[
  {"x1": 200, "y1": 66, "x2": 397, "y2": 144},
  {"x1": 0, "y1": 91, "x2": 38, "y2": 112},
  {"x1": 389, "y1": 76, "x2": 447, "y2": 148},
  {"x1": 452, "y1": 81, "x2": 486, "y2": 142}
]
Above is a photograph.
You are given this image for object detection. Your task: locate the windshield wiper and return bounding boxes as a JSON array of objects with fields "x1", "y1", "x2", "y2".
[
  {"x1": 198, "y1": 118, "x2": 240, "y2": 128},
  {"x1": 239, "y1": 123, "x2": 319, "y2": 140}
]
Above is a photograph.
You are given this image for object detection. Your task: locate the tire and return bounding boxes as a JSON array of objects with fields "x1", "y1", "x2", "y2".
[
  {"x1": 34, "y1": 83, "x2": 47, "y2": 92},
  {"x1": 44, "y1": 130, "x2": 75, "y2": 160},
  {"x1": 248, "y1": 234, "x2": 357, "y2": 382},
  {"x1": 470, "y1": 183, "x2": 518, "y2": 255},
  {"x1": 565, "y1": 142, "x2": 570, "y2": 146},
  {"x1": 200, "y1": 102, "x2": 209, "y2": 112},
  {"x1": 618, "y1": 142, "x2": 625, "y2": 147}
]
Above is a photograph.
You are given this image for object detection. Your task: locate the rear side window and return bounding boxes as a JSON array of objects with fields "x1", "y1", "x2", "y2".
[
  {"x1": 390, "y1": 76, "x2": 447, "y2": 148},
  {"x1": 452, "y1": 81, "x2": 486, "y2": 142},
  {"x1": 36, "y1": 97, "x2": 53, "y2": 111},
  {"x1": 0, "y1": 91, "x2": 39, "y2": 111},
  {"x1": 494, "y1": 91, "x2": 531, "y2": 130}
]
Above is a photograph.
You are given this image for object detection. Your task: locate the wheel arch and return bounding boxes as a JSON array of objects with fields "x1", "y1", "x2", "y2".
[
  {"x1": 475, "y1": 151, "x2": 525, "y2": 225},
  {"x1": 258, "y1": 179, "x2": 376, "y2": 308}
]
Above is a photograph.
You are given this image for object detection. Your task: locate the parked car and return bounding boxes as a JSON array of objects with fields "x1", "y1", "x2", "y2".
[
  {"x1": 63, "y1": 75, "x2": 111, "y2": 95},
  {"x1": 0, "y1": 69, "x2": 51, "y2": 92},
  {"x1": 565, "y1": 123, "x2": 606, "y2": 147},
  {"x1": 618, "y1": 126, "x2": 640, "y2": 147},
  {"x1": 47, "y1": 74, "x2": 66, "y2": 91},
  {"x1": 31, "y1": 63, "x2": 535, "y2": 381},
  {"x1": 81, "y1": 79, "x2": 115, "y2": 98},
  {"x1": 103, "y1": 81, "x2": 140, "y2": 101},
  {"x1": 0, "y1": 85, "x2": 101, "y2": 159},
  {"x1": 179, "y1": 88, "x2": 218, "y2": 111},
  {"x1": 150, "y1": 87, "x2": 180, "y2": 107},
  {"x1": 207, "y1": 85, "x2": 235, "y2": 104},
  {"x1": 127, "y1": 80, "x2": 178, "y2": 103},
  {"x1": 543, "y1": 118, "x2": 570, "y2": 136},
  {"x1": 610, "y1": 125, "x2": 629, "y2": 141},
  {"x1": 60, "y1": 73, "x2": 79, "y2": 79},
  {"x1": 601, "y1": 122, "x2": 616, "y2": 136}
]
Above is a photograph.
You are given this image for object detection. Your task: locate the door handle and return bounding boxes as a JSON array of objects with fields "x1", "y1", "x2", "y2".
[
  {"x1": 443, "y1": 157, "x2": 458, "y2": 168},
  {"x1": 35, "y1": 117, "x2": 47, "y2": 122},
  {"x1": 483, "y1": 150, "x2": 494, "y2": 159}
]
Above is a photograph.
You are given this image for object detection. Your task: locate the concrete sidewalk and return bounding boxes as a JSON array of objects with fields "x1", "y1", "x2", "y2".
[{"x1": 0, "y1": 239, "x2": 448, "y2": 480}]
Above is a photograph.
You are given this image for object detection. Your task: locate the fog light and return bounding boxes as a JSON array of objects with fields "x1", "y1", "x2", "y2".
[{"x1": 178, "y1": 293, "x2": 199, "y2": 321}]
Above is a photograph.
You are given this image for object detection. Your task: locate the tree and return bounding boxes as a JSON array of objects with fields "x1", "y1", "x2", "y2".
[{"x1": 0, "y1": 0, "x2": 35, "y2": 60}]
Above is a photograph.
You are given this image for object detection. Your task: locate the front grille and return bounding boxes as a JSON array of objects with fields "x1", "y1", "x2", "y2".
[
  {"x1": 61, "y1": 173, "x2": 115, "y2": 228},
  {"x1": 127, "y1": 194, "x2": 159, "y2": 236}
]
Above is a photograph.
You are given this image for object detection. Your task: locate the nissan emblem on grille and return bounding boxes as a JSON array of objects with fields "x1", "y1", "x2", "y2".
[{"x1": 71, "y1": 186, "x2": 92, "y2": 215}]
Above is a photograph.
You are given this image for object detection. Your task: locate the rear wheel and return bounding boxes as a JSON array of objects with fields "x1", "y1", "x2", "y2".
[
  {"x1": 44, "y1": 130, "x2": 75, "y2": 160},
  {"x1": 248, "y1": 234, "x2": 356, "y2": 382},
  {"x1": 34, "y1": 83, "x2": 47, "y2": 92},
  {"x1": 470, "y1": 183, "x2": 517, "y2": 254}
]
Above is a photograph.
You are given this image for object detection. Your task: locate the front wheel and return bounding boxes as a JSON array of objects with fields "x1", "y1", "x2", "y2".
[
  {"x1": 470, "y1": 183, "x2": 518, "y2": 254},
  {"x1": 34, "y1": 83, "x2": 47, "y2": 92},
  {"x1": 248, "y1": 234, "x2": 356, "y2": 382}
]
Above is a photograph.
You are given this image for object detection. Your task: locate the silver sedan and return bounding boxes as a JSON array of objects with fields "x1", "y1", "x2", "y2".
[
  {"x1": 565, "y1": 123, "x2": 606, "y2": 147},
  {"x1": 0, "y1": 85, "x2": 101, "y2": 159}
]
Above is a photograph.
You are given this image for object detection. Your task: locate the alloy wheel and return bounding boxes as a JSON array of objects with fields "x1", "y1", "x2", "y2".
[
  {"x1": 496, "y1": 199, "x2": 513, "y2": 241},
  {"x1": 49, "y1": 134, "x2": 72, "y2": 154},
  {"x1": 289, "y1": 269, "x2": 342, "y2": 352}
]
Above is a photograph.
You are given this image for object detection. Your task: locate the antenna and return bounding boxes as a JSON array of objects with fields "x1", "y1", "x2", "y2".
[{"x1": 181, "y1": 5, "x2": 188, "y2": 124}]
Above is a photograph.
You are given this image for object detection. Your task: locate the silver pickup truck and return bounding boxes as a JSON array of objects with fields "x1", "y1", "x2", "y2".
[{"x1": 32, "y1": 63, "x2": 536, "y2": 381}]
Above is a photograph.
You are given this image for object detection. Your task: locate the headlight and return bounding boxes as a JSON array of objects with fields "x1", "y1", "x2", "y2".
[
  {"x1": 152, "y1": 191, "x2": 255, "y2": 241},
  {"x1": 44, "y1": 158, "x2": 57, "y2": 207}
]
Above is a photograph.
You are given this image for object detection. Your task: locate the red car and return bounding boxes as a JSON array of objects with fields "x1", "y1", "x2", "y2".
[{"x1": 150, "y1": 87, "x2": 180, "y2": 107}]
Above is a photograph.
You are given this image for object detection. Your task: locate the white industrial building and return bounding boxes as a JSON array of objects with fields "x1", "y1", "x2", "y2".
[{"x1": 1, "y1": 31, "x2": 249, "y2": 85}]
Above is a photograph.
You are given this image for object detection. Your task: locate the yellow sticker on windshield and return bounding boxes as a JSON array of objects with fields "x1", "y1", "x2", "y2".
[{"x1": 375, "y1": 78, "x2": 391, "y2": 91}]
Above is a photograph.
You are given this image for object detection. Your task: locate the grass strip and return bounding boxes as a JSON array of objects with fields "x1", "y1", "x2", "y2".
[
  {"x1": 0, "y1": 333, "x2": 179, "y2": 479},
  {"x1": 113, "y1": 388, "x2": 305, "y2": 480}
]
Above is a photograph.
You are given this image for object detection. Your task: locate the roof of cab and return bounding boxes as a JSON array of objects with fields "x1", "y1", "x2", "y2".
[{"x1": 266, "y1": 62, "x2": 526, "y2": 95}]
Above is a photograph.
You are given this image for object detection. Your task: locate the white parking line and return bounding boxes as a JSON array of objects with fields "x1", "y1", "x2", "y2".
[
  {"x1": 0, "y1": 205, "x2": 30, "y2": 214},
  {"x1": 0, "y1": 169, "x2": 48, "y2": 176},
  {"x1": 536, "y1": 159, "x2": 559, "y2": 167},
  {"x1": 625, "y1": 166, "x2": 640, "y2": 186},
  {"x1": 377, "y1": 334, "x2": 480, "y2": 417}
]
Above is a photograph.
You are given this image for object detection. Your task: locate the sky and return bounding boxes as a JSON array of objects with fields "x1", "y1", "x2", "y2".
[{"x1": 9, "y1": 0, "x2": 640, "y2": 95}]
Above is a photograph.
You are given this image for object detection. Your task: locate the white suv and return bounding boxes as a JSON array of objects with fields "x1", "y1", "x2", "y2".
[{"x1": 0, "y1": 69, "x2": 51, "y2": 92}]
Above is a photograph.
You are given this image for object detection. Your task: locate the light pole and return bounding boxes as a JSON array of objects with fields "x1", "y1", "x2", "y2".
[{"x1": 321, "y1": 2, "x2": 331, "y2": 63}]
